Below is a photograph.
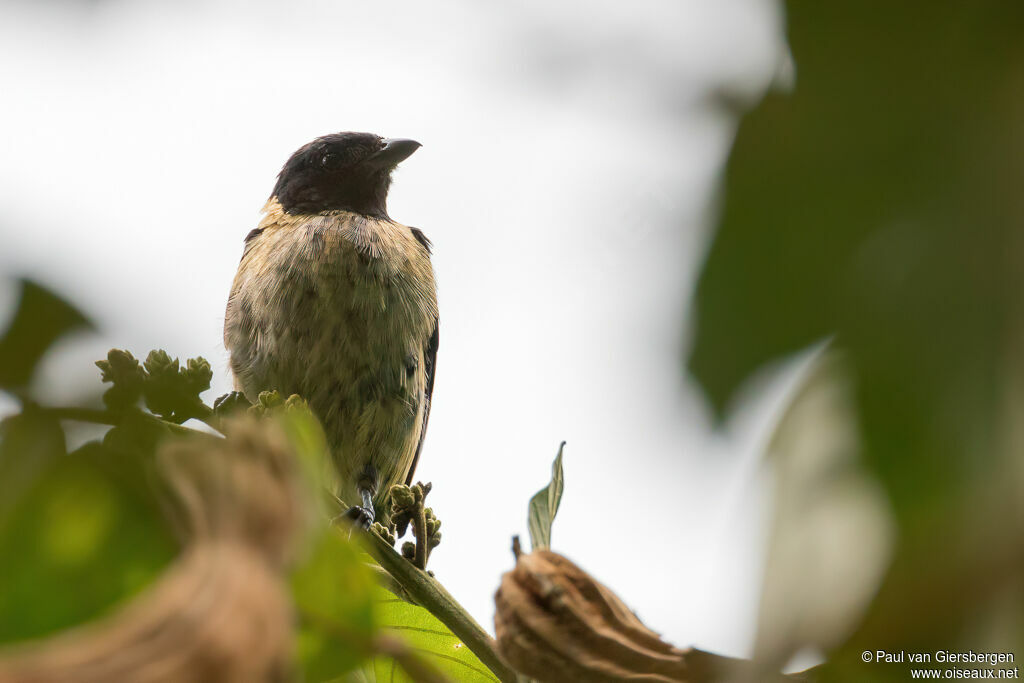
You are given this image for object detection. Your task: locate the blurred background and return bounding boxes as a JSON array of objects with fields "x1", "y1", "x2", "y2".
[{"x1": 0, "y1": 0, "x2": 790, "y2": 658}]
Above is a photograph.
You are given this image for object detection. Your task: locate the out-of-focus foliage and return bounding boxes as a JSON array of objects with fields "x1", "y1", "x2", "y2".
[
  {"x1": 0, "y1": 414, "x2": 176, "y2": 644},
  {"x1": 689, "y1": 1, "x2": 1024, "y2": 679},
  {"x1": 0, "y1": 280, "x2": 91, "y2": 393},
  {"x1": 755, "y1": 353, "x2": 893, "y2": 663},
  {"x1": 0, "y1": 280, "x2": 499, "y2": 681},
  {"x1": 527, "y1": 442, "x2": 565, "y2": 551},
  {"x1": 0, "y1": 410, "x2": 338, "y2": 681},
  {"x1": 293, "y1": 530, "x2": 378, "y2": 679},
  {"x1": 0, "y1": 283, "x2": 174, "y2": 645}
]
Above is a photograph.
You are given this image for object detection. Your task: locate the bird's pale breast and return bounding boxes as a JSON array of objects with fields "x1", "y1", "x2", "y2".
[{"x1": 224, "y1": 199, "x2": 438, "y2": 508}]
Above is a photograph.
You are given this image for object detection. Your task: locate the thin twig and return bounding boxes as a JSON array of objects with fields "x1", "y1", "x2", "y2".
[
  {"x1": 413, "y1": 498, "x2": 428, "y2": 570},
  {"x1": 35, "y1": 406, "x2": 203, "y2": 437}
]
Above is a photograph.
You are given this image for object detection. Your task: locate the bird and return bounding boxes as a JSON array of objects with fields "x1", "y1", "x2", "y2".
[{"x1": 224, "y1": 132, "x2": 438, "y2": 530}]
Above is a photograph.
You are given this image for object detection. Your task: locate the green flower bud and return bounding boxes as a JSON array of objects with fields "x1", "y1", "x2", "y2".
[
  {"x1": 284, "y1": 394, "x2": 309, "y2": 413},
  {"x1": 393, "y1": 511, "x2": 412, "y2": 538},
  {"x1": 143, "y1": 349, "x2": 178, "y2": 377},
  {"x1": 372, "y1": 522, "x2": 396, "y2": 547},
  {"x1": 182, "y1": 357, "x2": 213, "y2": 393},
  {"x1": 96, "y1": 349, "x2": 146, "y2": 410},
  {"x1": 390, "y1": 484, "x2": 415, "y2": 509},
  {"x1": 258, "y1": 390, "x2": 283, "y2": 408}
]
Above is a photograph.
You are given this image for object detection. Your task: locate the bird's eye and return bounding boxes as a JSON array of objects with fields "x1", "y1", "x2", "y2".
[{"x1": 320, "y1": 152, "x2": 341, "y2": 169}]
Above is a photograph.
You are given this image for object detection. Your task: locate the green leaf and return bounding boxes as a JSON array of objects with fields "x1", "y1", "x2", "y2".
[
  {"x1": 275, "y1": 400, "x2": 337, "y2": 514},
  {"x1": 291, "y1": 529, "x2": 377, "y2": 681},
  {"x1": 0, "y1": 411, "x2": 67, "y2": 529},
  {"x1": 528, "y1": 442, "x2": 565, "y2": 551},
  {"x1": 754, "y1": 353, "x2": 893, "y2": 667},
  {"x1": 0, "y1": 433, "x2": 177, "y2": 644},
  {"x1": 686, "y1": 1, "x2": 1024, "y2": 418},
  {"x1": 286, "y1": 403, "x2": 376, "y2": 681},
  {"x1": 101, "y1": 411, "x2": 172, "y2": 461},
  {"x1": 687, "y1": 0, "x2": 1024, "y2": 521},
  {"x1": 356, "y1": 584, "x2": 499, "y2": 682},
  {"x1": 0, "y1": 279, "x2": 92, "y2": 393},
  {"x1": 690, "y1": 0, "x2": 1024, "y2": 673}
]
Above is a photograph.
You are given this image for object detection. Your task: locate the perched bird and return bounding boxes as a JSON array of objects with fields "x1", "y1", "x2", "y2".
[{"x1": 224, "y1": 132, "x2": 438, "y2": 529}]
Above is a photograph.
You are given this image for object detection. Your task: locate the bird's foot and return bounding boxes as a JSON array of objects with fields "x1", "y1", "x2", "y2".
[{"x1": 342, "y1": 504, "x2": 375, "y2": 532}]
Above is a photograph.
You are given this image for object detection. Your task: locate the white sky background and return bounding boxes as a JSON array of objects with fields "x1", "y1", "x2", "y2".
[{"x1": 0, "y1": 0, "x2": 793, "y2": 658}]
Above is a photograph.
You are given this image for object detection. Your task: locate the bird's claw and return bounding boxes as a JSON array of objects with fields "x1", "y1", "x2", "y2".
[{"x1": 343, "y1": 504, "x2": 375, "y2": 532}]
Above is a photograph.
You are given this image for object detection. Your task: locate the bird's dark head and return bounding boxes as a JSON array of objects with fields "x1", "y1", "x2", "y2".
[{"x1": 271, "y1": 132, "x2": 421, "y2": 218}]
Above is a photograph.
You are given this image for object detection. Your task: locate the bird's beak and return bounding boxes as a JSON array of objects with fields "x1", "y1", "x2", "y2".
[{"x1": 366, "y1": 138, "x2": 422, "y2": 169}]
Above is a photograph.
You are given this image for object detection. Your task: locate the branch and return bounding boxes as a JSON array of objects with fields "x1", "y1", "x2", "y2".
[
  {"x1": 33, "y1": 405, "x2": 206, "y2": 437},
  {"x1": 412, "y1": 498, "x2": 429, "y2": 569},
  {"x1": 357, "y1": 527, "x2": 520, "y2": 683}
]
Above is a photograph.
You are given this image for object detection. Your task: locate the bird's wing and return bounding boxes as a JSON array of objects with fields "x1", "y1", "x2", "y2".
[
  {"x1": 405, "y1": 319, "x2": 438, "y2": 487},
  {"x1": 406, "y1": 226, "x2": 438, "y2": 486},
  {"x1": 223, "y1": 226, "x2": 270, "y2": 389}
]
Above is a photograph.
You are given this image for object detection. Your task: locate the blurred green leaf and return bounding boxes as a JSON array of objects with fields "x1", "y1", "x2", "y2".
[
  {"x1": 690, "y1": 0, "x2": 1024, "y2": 677},
  {"x1": 102, "y1": 410, "x2": 172, "y2": 461},
  {"x1": 286, "y1": 404, "x2": 376, "y2": 681},
  {"x1": 0, "y1": 279, "x2": 92, "y2": 393},
  {"x1": 753, "y1": 353, "x2": 893, "y2": 669},
  {"x1": 357, "y1": 584, "x2": 499, "y2": 682},
  {"x1": 0, "y1": 436, "x2": 176, "y2": 644},
  {"x1": 0, "y1": 411, "x2": 66, "y2": 528},
  {"x1": 689, "y1": 3, "x2": 1024, "y2": 430},
  {"x1": 528, "y1": 442, "x2": 565, "y2": 552},
  {"x1": 276, "y1": 398, "x2": 338, "y2": 516},
  {"x1": 292, "y1": 529, "x2": 377, "y2": 680},
  {"x1": 686, "y1": 0, "x2": 1024, "y2": 531}
]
